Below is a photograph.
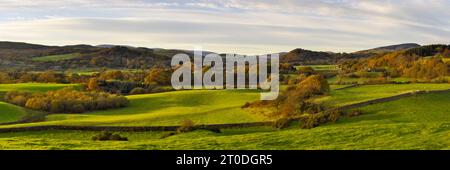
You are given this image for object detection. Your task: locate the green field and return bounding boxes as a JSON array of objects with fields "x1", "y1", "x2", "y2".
[
  {"x1": 0, "y1": 91, "x2": 448, "y2": 150},
  {"x1": 0, "y1": 89, "x2": 267, "y2": 128},
  {"x1": 327, "y1": 76, "x2": 413, "y2": 84},
  {"x1": 296, "y1": 65, "x2": 337, "y2": 71},
  {"x1": 314, "y1": 83, "x2": 450, "y2": 107},
  {"x1": 0, "y1": 102, "x2": 27, "y2": 124},
  {"x1": 0, "y1": 83, "x2": 80, "y2": 94},
  {"x1": 0, "y1": 83, "x2": 81, "y2": 124},
  {"x1": 32, "y1": 53, "x2": 80, "y2": 62},
  {"x1": 0, "y1": 82, "x2": 449, "y2": 149}
]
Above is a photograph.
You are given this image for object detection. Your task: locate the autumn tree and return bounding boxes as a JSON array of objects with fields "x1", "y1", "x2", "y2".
[
  {"x1": 87, "y1": 78, "x2": 100, "y2": 91},
  {"x1": 0, "y1": 72, "x2": 12, "y2": 84},
  {"x1": 37, "y1": 71, "x2": 60, "y2": 83},
  {"x1": 144, "y1": 68, "x2": 172, "y2": 85}
]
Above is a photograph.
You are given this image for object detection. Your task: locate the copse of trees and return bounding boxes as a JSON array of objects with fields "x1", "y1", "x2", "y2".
[
  {"x1": 244, "y1": 73, "x2": 330, "y2": 119},
  {"x1": 404, "y1": 57, "x2": 448, "y2": 81},
  {"x1": 249, "y1": 73, "x2": 342, "y2": 129},
  {"x1": 0, "y1": 72, "x2": 12, "y2": 83},
  {"x1": 339, "y1": 45, "x2": 450, "y2": 82},
  {"x1": 4, "y1": 88, "x2": 129, "y2": 113},
  {"x1": 144, "y1": 68, "x2": 172, "y2": 86},
  {"x1": 276, "y1": 75, "x2": 329, "y2": 118},
  {"x1": 0, "y1": 70, "x2": 95, "y2": 84}
]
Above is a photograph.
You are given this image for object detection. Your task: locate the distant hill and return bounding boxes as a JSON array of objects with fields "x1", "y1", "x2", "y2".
[
  {"x1": 356, "y1": 43, "x2": 421, "y2": 55},
  {"x1": 0, "y1": 41, "x2": 54, "y2": 49},
  {"x1": 96, "y1": 44, "x2": 136, "y2": 48},
  {"x1": 279, "y1": 48, "x2": 367, "y2": 65},
  {"x1": 0, "y1": 41, "x2": 443, "y2": 71}
]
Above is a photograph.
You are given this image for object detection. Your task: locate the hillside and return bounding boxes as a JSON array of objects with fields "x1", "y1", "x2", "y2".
[
  {"x1": 0, "y1": 41, "x2": 407, "y2": 71},
  {"x1": 0, "y1": 90, "x2": 448, "y2": 149},
  {"x1": 0, "y1": 41, "x2": 444, "y2": 71},
  {"x1": 0, "y1": 41, "x2": 54, "y2": 49},
  {"x1": 356, "y1": 43, "x2": 421, "y2": 54}
]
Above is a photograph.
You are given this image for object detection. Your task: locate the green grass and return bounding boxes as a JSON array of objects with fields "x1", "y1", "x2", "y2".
[
  {"x1": 0, "y1": 102, "x2": 27, "y2": 124},
  {"x1": 0, "y1": 83, "x2": 449, "y2": 149},
  {"x1": 296, "y1": 65, "x2": 337, "y2": 71},
  {"x1": 66, "y1": 68, "x2": 144, "y2": 76},
  {"x1": 0, "y1": 89, "x2": 267, "y2": 128},
  {"x1": 314, "y1": 83, "x2": 450, "y2": 107},
  {"x1": 327, "y1": 76, "x2": 413, "y2": 84},
  {"x1": 0, "y1": 83, "x2": 80, "y2": 99},
  {"x1": 0, "y1": 83, "x2": 81, "y2": 124},
  {"x1": 0, "y1": 83, "x2": 80, "y2": 94},
  {"x1": 32, "y1": 53, "x2": 80, "y2": 62},
  {"x1": 0, "y1": 91, "x2": 448, "y2": 150}
]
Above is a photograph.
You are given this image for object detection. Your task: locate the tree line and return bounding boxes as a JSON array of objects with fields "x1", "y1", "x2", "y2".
[
  {"x1": 339, "y1": 44, "x2": 450, "y2": 82},
  {"x1": 4, "y1": 88, "x2": 129, "y2": 113}
]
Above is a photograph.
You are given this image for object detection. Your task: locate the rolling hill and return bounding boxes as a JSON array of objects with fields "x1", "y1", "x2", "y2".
[
  {"x1": 356, "y1": 43, "x2": 421, "y2": 54},
  {"x1": 1, "y1": 41, "x2": 429, "y2": 71},
  {"x1": 0, "y1": 90, "x2": 448, "y2": 149}
]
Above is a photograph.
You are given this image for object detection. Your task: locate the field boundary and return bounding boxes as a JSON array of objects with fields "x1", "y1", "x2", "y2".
[
  {"x1": 0, "y1": 88, "x2": 448, "y2": 133},
  {"x1": 0, "y1": 122, "x2": 273, "y2": 133},
  {"x1": 337, "y1": 89, "x2": 450, "y2": 111},
  {"x1": 333, "y1": 84, "x2": 359, "y2": 90}
]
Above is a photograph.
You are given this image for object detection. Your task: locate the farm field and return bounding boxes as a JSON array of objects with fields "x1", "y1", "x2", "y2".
[
  {"x1": 0, "y1": 102, "x2": 27, "y2": 124},
  {"x1": 0, "y1": 83, "x2": 80, "y2": 95},
  {"x1": 32, "y1": 53, "x2": 80, "y2": 62},
  {"x1": 314, "y1": 83, "x2": 450, "y2": 107},
  {"x1": 1, "y1": 83, "x2": 449, "y2": 128},
  {"x1": 0, "y1": 81, "x2": 449, "y2": 150},
  {"x1": 0, "y1": 83, "x2": 80, "y2": 123},
  {"x1": 326, "y1": 76, "x2": 413, "y2": 84},
  {"x1": 0, "y1": 89, "x2": 267, "y2": 127},
  {"x1": 296, "y1": 65, "x2": 338, "y2": 71},
  {"x1": 0, "y1": 91, "x2": 448, "y2": 150}
]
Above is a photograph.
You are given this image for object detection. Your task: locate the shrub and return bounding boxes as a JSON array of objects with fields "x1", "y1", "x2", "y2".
[
  {"x1": 144, "y1": 68, "x2": 172, "y2": 86},
  {"x1": 241, "y1": 102, "x2": 251, "y2": 108},
  {"x1": 25, "y1": 98, "x2": 50, "y2": 111},
  {"x1": 299, "y1": 114, "x2": 319, "y2": 129},
  {"x1": 272, "y1": 117, "x2": 292, "y2": 129},
  {"x1": 10, "y1": 95, "x2": 28, "y2": 106},
  {"x1": 297, "y1": 75, "x2": 330, "y2": 96},
  {"x1": 4, "y1": 91, "x2": 30, "y2": 104},
  {"x1": 5, "y1": 88, "x2": 129, "y2": 113},
  {"x1": 71, "y1": 104, "x2": 86, "y2": 113},
  {"x1": 129, "y1": 87, "x2": 146, "y2": 95},
  {"x1": 324, "y1": 109, "x2": 342, "y2": 123},
  {"x1": 50, "y1": 100, "x2": 65, "y2": 113},
  {"x1": 177, "y1": 119, "x2": 195, "y2": 133},
  {"x1": 92, "y1": 132, "x2": 128, "y2": 141}
]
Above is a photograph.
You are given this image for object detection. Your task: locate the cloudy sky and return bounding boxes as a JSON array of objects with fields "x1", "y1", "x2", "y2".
[{"x1": 0, "y1": 0, "x2": 448, "y2": 54}]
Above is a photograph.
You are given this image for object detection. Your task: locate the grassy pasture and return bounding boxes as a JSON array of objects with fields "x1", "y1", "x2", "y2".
[
  {"x1": 296, "y1": 65, "x2": 338, "y2": 71},
  {"x1": 313, "y1": 83, "x2": 450, "y2": 107},
  {"x1": 1, "y1": 83, "x2": 449, "y2": 128},
  {"x1": 0, "y1": 83, "x2": 80, "y2": 94},
  {"x1": 0, "y1": 83, "x2": 81, "y2": 124},
  {"x1": 0, "y1": 102, "x2": 27, "y2": 124},
  {"x1": 0, "y1": 91, "x2": 448, "y2": 150},
  {"x1": 0, "y1": 89, "x2": 267, "y2": 128},
  {"x1": 32, "y1": 53, "x2": 80, "y2": 62},
  {"x1": 327, "y1": 76, "x2": 413, "y2": 84}
]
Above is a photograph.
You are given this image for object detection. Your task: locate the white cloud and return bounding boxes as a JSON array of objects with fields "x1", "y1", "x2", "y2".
[{"x1": 0, "y1": 0, "x2": 448, "y2": 54}]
